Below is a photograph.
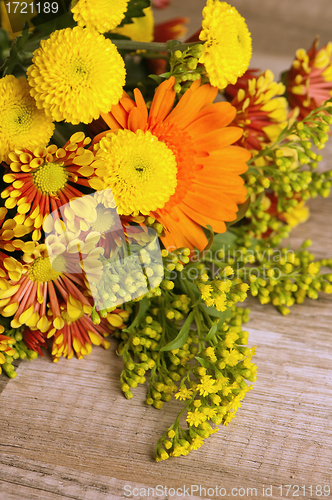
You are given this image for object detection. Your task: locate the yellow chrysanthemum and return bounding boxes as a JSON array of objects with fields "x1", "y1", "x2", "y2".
[
  {"x1": 95, "y1": 129, "x2": 178, "y2": 216},
  {"x1": 71, "y1": 0, "x2": 129, "y2": 33},
  {"x1": 199, "y1": 0, "x2": 252, "y2": 89},
  {"x1": 0, "y1": 75, "x2": 54, "y2": 162},
  {"x1": 112, "y1": 7, "x2": 154, "y2": 42},
  {"x1": 27, "y1": 27, "x2": 126, "y2": 125}
]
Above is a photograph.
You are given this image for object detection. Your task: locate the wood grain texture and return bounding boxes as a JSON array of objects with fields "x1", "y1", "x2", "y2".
[{"x1": 1, "y1": 2, "x2": 332, "y2": 498}]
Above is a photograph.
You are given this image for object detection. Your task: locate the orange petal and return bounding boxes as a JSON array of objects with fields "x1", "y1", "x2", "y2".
[
  {"x1": 148, "y1": 77, "x2": 176, "y2": 126},
  {"x1": 195, "y1": 127, "x2": 244, "y2": 152}
]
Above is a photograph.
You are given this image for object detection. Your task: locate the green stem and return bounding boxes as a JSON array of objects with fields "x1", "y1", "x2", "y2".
[{"x1": 110, "y1": 39, "x2": 200, "y2": 53}]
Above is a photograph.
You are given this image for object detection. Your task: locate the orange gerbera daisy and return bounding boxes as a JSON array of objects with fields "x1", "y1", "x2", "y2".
[
  {"x1": 1, "y1": 132, "x2": 104, "y2": 241},
  {"x1": 93, "y1": 77, "x2": 250, "y2": 251}
]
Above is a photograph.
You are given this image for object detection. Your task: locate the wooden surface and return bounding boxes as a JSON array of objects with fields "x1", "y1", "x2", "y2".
[{"x1": 1, "y1": 3, "x2": 332, "y2": 499}]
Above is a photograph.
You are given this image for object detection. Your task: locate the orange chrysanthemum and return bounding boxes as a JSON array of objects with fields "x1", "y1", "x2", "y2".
[
  {"x1": 284, "y1": 38, "x2": 332, "y2": 119},
  {"x1": 1, "y1": 132, "x2": 104, "y2": 241},
  {"x1": 93, "y1": 77, "x2": 250, "y2": 251}
]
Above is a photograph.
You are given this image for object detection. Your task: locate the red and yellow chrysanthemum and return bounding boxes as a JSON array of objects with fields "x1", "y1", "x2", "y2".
[
  {"x1": 0, "y1": 243, "x2": 94, "y2": 332},
  {"x1": 92, "y1": 77, "x2": 250, "y2": 251},
  {"x1": 284, "y1": 38, "x2": 332, "y2": 119},
  {"x1": 47, "y1": 302, "x2": 128, "y2": 361},
  {"x1": 225, "y1": 69, "x2": 288, "y2": 153},
  {"x1": 0, "y1": 206, "x2": 32, "y2": 252},
  {"x1": 1, "y1": 132, "x2": 104, "y2": 241}
]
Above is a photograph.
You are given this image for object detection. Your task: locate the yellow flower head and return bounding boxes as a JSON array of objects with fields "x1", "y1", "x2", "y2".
[
  {"x1": 199, "y1": 0, "x2": 252, "y2": 89},
  {"x1": 27, "y1": 27, "x2": 126, "y2": 124},
  {"x1": 113, "y1": 7, "x2": 154, "y2": 42},
  {"x1": 0, "y1": 76, "x2": 54, "y2": 163},
  {"x1": 226, "y1": 69, "x2": 288, "y2": 153},
  {"x1": 95, "y1": 129, "x2": 178, "y2": 216},
  {"x1": 71, "y1": 0, "x2": 130, "y2": 33}
]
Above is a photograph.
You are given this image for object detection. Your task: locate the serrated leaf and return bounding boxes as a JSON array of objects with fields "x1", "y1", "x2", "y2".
[
  {"x1": 160, "y1": 311, "x2": 195, "y2": 351},
  {"x1": 0, "y1": 22, "x2": 31, "y2": 76},
  {"x1": 119, "y1": 0, "x2": 151, "y2": 27}
]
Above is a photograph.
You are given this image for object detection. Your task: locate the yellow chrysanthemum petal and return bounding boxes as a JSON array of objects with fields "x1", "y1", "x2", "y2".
[
  {"x1": 27, "y1": 27, "x2": 126, "y2": 125},
  {"x1": 199, "y1": 0, "x2": 252, "y2": 89},
  {"x1": 112, "y1": 7, "x2": 154, "y2": 42},
  {"x1": 71, "y1": 0, "x2": 129, "y2": 33},
  {"x1": 0, "y1": 76, "x2": 54, "y2": 162}
]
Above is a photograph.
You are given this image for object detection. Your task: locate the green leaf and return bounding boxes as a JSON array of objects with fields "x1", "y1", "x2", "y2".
[
  {"x1": 30, "y1": 7, "x2": 75, "y2": 39},
  {"x1": 119, "y1": 0, "x2": 151, "y2": 27},
  {"x1": 0, "y1": 22, "x2": 31, "y2": 76},
  {"x1": 124, "y1": 296, "x2": 150, "y2": 333},
  {"x1": 199, "y1": 303, "x2": 224, "y2": 318},
  {"x1": 203, "y1": 321, "x2": 218, "y2": 341},
  {"x1": 160, "y1": 311, "x2": 195, "y2": 351},
  {"x1": 195, "y1": 356, "x2": 211, "y2": 369},
  {"x1": 210, "y1": 231, "x2": 238, "y2": 253},
  {"x1": 216, "y1": 307, "x2": 233, "y2": 325},
  {"x1": 226, "y1": 197, "x2": 251, "y2": 228}
]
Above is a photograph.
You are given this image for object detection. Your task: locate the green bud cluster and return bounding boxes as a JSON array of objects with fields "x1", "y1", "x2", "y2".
[
  {"x1": 113, "y1": 248, "x2": 256, "y2": 461},
  {"x1": 155, "y1": 305, "x2": 256, "y2": 461},
  {"x1": 169, "y1": 44, "x2": 205, "y2": 93},
  {"x1": 243, "y1": 98, "x2": 332, "y2": 244},
  {"x1": 93, "y1": 242, "x2": 165, "y2": 313},
  {"x1": 219, "y1": 237, "x2": 332, "y2": 314},
  {"x1": 0, "y1": 322, "x2": 37, "y2": 378}
]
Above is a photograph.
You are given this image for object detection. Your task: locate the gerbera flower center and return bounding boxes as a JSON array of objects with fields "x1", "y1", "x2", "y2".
[
  {"x1": 29, "y1": 256, "x2": 62, "y2": 282},
  {"x1": 2, "y1": 104, "x2": 33, "y2": 135},
  {"x1": 33, "y1": 162, "x2": 68, "y2": 194},
  {"x1": 90, "y1": 205, "x2": 116, "y2": 234},
  {"x1": 96, "y1": 129, "x2": 178, "y2": 216}
]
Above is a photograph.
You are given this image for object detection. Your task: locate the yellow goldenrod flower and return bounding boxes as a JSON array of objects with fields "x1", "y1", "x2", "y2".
[
  {"x1": 71, "y1": 0, "x2": 129, "y2": 33},
  {"x1": 199, "y1": 0, "x2": 252, "y2": 89},
  {"x1": 186, "y1": 409, "x2": 207, "y2": 427},
  {"x1": 0, "y1": 75, "x2": 54, "y2": 163},
  {"x1": 174, "y1": 387, "x2": 193, "y2": 400},
  {"x1": 200, "y1": 284, "x2": 213, "y2": 300},
  {"x1": 205, "y1": 346, "x2": 217, "y2": 362},
  {"x1": 112, "y1": 7, "x2": 154, "y2": 42},
  {"x1": 189, "y1": 435, "x2": 205, "y2": 451},
  {"x1": 196, "y1": 374, "x2": 216, "y2": 396},
  {"x1": 27, "y1": 27, "x2": 126, "y2": 124}
]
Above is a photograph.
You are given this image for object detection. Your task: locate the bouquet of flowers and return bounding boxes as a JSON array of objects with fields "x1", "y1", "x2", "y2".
[{"x1": 0, "y1": 0, "x2": 332, "y2": 461}]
